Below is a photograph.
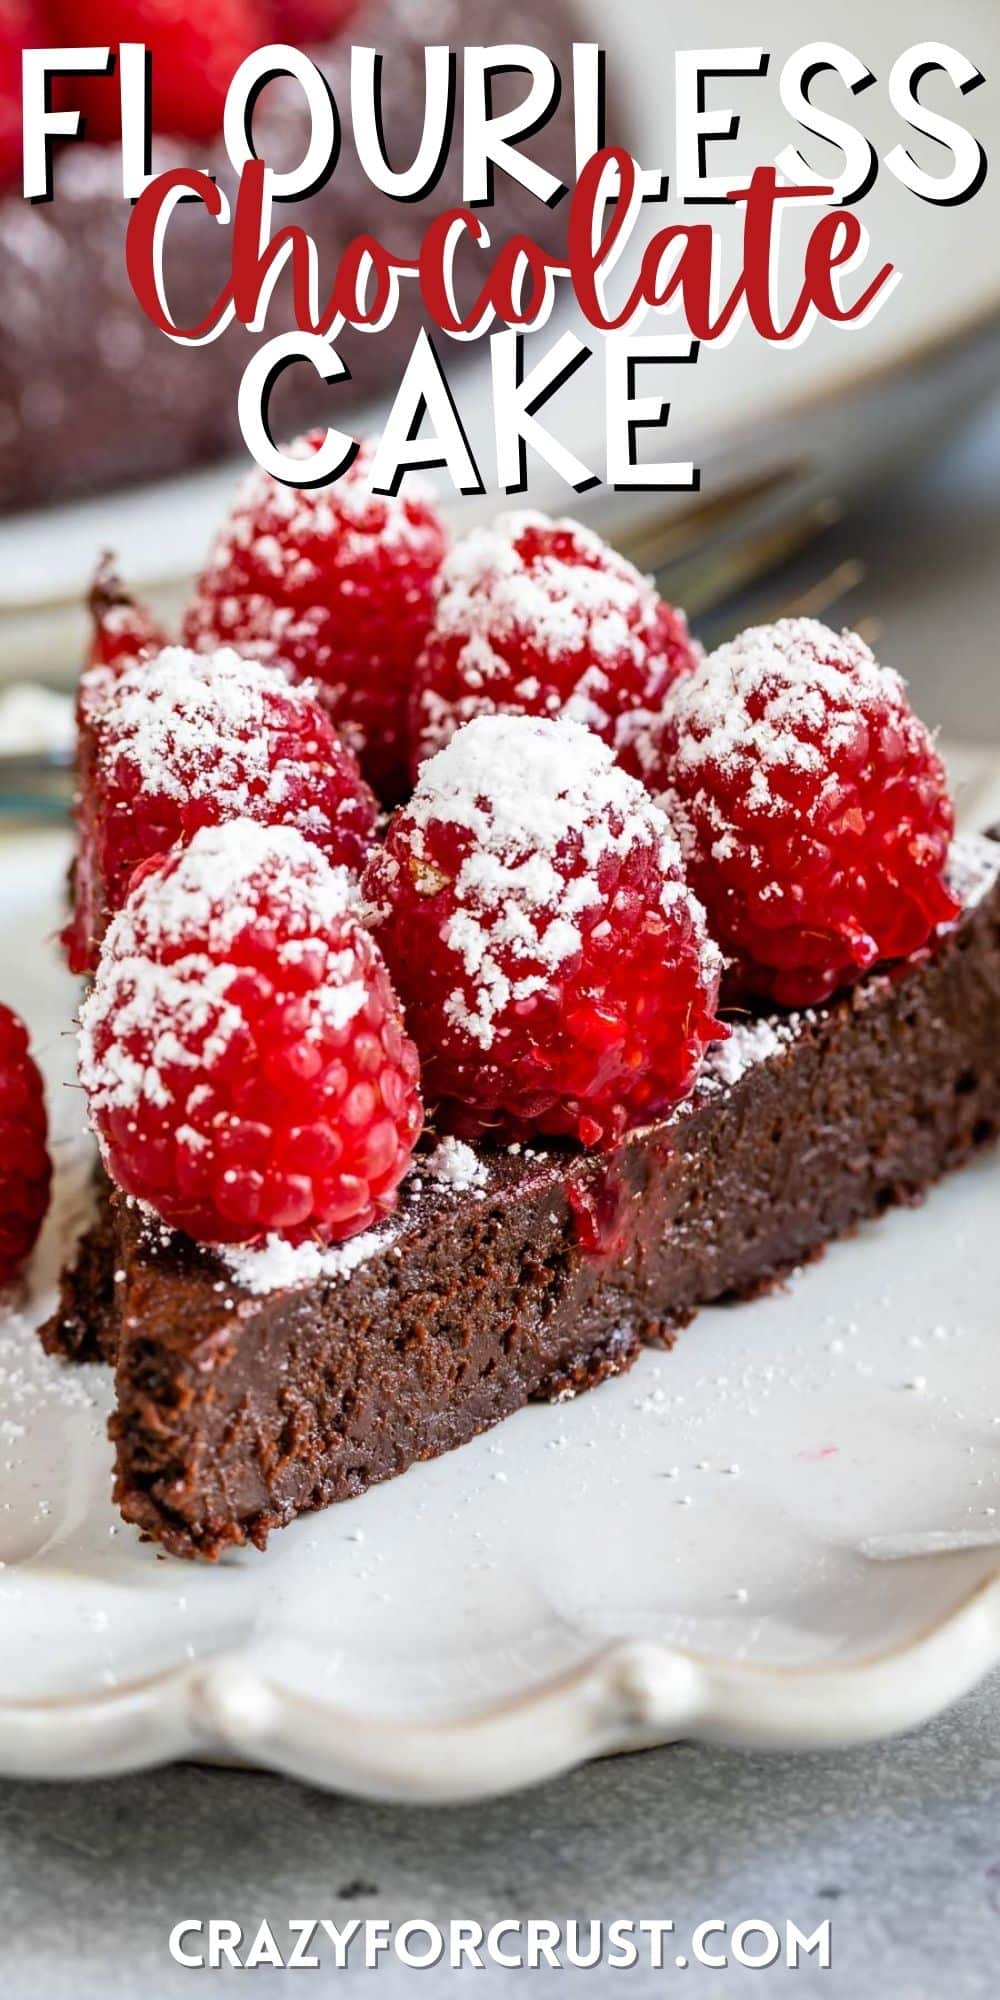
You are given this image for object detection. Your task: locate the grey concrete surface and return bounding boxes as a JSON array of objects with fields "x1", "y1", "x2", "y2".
[{"x1": 2, "y1": 398, "x2": 1000, "y2": 2000}]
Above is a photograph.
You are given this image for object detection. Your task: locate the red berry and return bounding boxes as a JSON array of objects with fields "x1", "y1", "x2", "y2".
[
  {"x1": 185, "y1": 436, "x2": 449, "y2": 804},
  {"x1": 0, "y1": 1002, "x2": 51, "y2": 1284},
  {"x1": 79, "y1": 820, "x2": 423, "y2": 1246},
  {"x1": 66, "y1": 644, "x2": 377, "y2": 974},
  {"x1": 76, "y1": 557, "x2": 166, "y2": 751},
  {"x1": 365, "y1": 713, "x2": 724, "y2": 1148},
  {"x1": 64, "y1": 563, "x2": 168, "y2": 976},
  {"x1": 83, "y1": 555, "x2": 165, "y2": 681},
  {"x1": 47, "y1": 0, "x2": 268, "y2": 144},
  {"x1": 408, "y1": 512, "x2": 698, "y2": 782},
  {"x1": 638, "y1": 618, "x2": 959, "y2": 1008}
]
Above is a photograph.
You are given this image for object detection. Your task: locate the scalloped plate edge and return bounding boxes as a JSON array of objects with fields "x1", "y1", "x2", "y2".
[{"x1": 3, "y1": 1568, "x2": 1000, "y2": 1800}]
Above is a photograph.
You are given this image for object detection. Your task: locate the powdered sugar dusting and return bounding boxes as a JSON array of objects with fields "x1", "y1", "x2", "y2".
[
  {"x1": 98, "y1": 644, "x2": 308, "y2": 806},
  {"x1": 705, "y1": 1017, "x2": 790, "y2": 1088},
  {"x1": 395, "y1": 713, "x2": 709, "y2": 1050},
  {"x1": 657, "y1": 617, "x2": 907, "y2": 808},
  {"x1": 114, "y1": 824, "x2": 998, "y2": 1295},
  {"x1": 424, "y1": 1136, "x2": 489, "y2": 1191},
  {"x1": 82, "y1": 957, "x2": 245, "y2": 1117},
  {"x1": 436, "y1": 510, "x2": 648, "y2": 664},
  {"x1": 79, "y1": 822, "x2": 363, "y2": 1126},
  {"x1": 215, "y1": 1137, "x2": 491, "y2": 1292},
  {"x1": 947, "y1": 832, "x2": 1000, "y2": 911},
  {"x1": 219, "y1": 1219, "x2": 401, "y2": 1296},
  {"x1": 409, "y1": 713, "x2": 681, "y2": 875},
  {"x1": 111, "y1": 818, "x2": 356, "y2": 960},
  {"x1": 196, "y1": 436, "x2": 438, "y2": 600},
  {"x1": 414, "y1": 509, "x2": 687, "y2": 754},
  {"x1": 693, "y1": 835, "x2": 998, "y2": 1094}
]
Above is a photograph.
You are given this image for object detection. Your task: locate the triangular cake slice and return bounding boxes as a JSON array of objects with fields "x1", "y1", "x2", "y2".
[{"x1": 43, "y1": 836, "x2": 1000, "y2": 1560}]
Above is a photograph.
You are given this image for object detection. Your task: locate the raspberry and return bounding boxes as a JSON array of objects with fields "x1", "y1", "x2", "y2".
[
  {"x1": 185, "y1": 437, "x2": 449, "y2": 804},
  {"x1": 76, "y1": 556, "x2": 165, "y2": 750},
  {"x1": 79, "y1": 821, "x2": 423, "y2": 1246},
  {"x1": 64, "y1": 561, "x2": 168, "y2": 976},
  {"x1": 365, "y1": 713, "x2": 724, "y2": 1148},
  {"x1": 66, "y1": 644, "x2": 377, "y2": 975},
  {"x1": 408, "y1": 511, "x2": 698, "y2": 781},
  {"x1": 47, "y1": 0, "x2": 269, "y2": 144},
  {"x1": 639, "y1": 618, "x2": 959, "y2": 1008},
  {"x1": 0, "y1": 1002, "x2": 51, "y2": 1284},
  {"x1": 83, "y1": 555, "x2": 165, "y2": 681}
]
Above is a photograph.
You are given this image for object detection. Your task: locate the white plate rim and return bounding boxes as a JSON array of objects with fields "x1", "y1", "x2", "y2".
[{"x1": 1, "y1": 1569, "x2": 1000, "y2": 1800}]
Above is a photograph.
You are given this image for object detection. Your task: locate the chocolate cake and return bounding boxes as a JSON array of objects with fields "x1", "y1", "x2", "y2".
[
  {"x1": 0, "y1": 0, "x2": 581, "y2": 511},
  {"x1": 44, "y1": 835, "x2": 1000, "y2": 1561}
]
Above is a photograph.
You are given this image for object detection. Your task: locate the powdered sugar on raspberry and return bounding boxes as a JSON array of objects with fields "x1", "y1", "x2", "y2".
[
  {"x1": 660, "y1": 617, "x2": 905, "y2": 807},
  {"x1": 198, "y1": 437, "x2": 438, "y2": 601},
  {"x1": 437, "y1": 510, "x2": 649, "y2": 663},
  {"x1": 98, "y1": 644, "x2": 311, "y2": 808},
  {"x1": 79, "y1": 821, "x2": 364, "y2": 1123},
  {"x1": 184, "y1": 435, "x2": 448, "y2": 802},
  {"x1": 414, "y1": 510, "x2": 691, "y2": 755},
  {"x1": 641, "y1": 614, "x2": 959, "y2": 1006},
  {"x1": 409, "y1": 711, "x2": 683, "y2": 880},
  {"x1": 398, "y1": 714, "x2": 711, "y2": 1050},
  {"x1": 81, "y1": 959, "x2": 245, "y2": 1119}
]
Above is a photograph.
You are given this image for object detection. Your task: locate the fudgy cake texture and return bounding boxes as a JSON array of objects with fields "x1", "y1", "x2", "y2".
[{"x1": 44, "y1": 837, "x2": 1000, "y2": 1559}]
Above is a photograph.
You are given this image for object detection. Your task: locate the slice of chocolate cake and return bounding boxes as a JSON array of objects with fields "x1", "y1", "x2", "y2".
[{"x1": 43, "y1": 834, "x2": 1000, "y2": 1561}]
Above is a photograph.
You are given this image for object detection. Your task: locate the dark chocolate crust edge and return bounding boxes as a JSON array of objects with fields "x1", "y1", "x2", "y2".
[{"x1": 42, "y1": 854, "x2": 1000, "y2": 1560}]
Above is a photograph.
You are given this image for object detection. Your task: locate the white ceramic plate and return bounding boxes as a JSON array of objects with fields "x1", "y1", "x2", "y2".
[
  {"x1": 4, "y1": 0, "x2": 1000, "y2": 678},
  {"x1": 2, "y1": 744, "x2": 1000, "y2": 1801}
]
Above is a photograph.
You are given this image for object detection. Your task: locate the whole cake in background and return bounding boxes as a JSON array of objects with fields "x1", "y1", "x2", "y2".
[{"x1": 0, "y1": 0, "x2": 581, "y2": 511}]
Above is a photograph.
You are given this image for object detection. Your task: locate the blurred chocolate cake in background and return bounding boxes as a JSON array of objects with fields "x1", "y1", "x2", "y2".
[{"x1": 0, "y1": 0, "x2": 581, "y2": 511}]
